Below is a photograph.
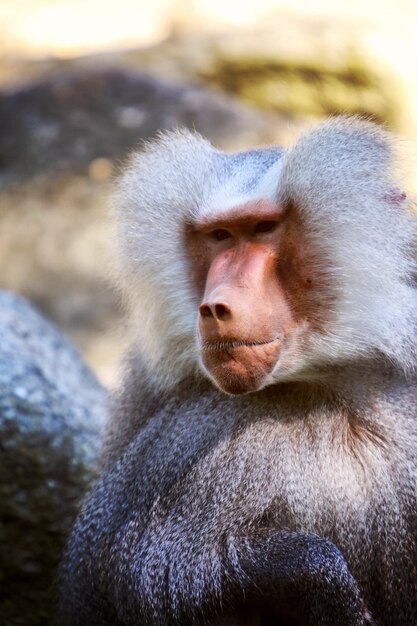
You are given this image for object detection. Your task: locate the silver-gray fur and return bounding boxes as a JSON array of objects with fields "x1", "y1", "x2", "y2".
[{"x1": 61, "y1": 118, "x2": 417, "y2": 626}]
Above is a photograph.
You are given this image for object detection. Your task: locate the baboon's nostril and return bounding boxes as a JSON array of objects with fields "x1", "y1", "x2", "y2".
[
  {"x1": 199, "y1": 304, "x2": 213, "y2": 318},
  {"x1": 214, "y1": 303, "x2": 231, "y2": 321},
  {"x1": 199, "y1": 302, "x2": 232, "y2": 321}
]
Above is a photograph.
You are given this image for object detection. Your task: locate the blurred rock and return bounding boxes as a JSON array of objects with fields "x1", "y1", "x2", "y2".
[
  {"x1": 0, "y1": 290, "x2": 107, "y2": 626},
  {"x1": 0, "y1": 68, "x2": 280, "y2": 186},
  {"x1": 0, "y1": 17, "x2": 406, "y2": 137},
  {"x1": 0, "y1": 173, "x2": 122, "y2": 386},
  {"x1": 107, "y1": 26, "x2": 398, "y2": 132}
]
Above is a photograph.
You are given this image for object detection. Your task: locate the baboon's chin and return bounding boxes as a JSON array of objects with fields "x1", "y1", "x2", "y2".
[{"x1": 202, "y1": 342, "x2": 280, "y2": 395}]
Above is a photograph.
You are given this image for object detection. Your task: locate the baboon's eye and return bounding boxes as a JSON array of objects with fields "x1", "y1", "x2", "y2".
[
  {"x1": 211, "y1": 229, "x2": 232, "y2": 241},
  {"x1": 254, "y1": 221, "x2": 278, "y2": 234}
]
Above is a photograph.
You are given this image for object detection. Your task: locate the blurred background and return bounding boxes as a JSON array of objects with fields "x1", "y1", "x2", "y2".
[{"x1": 1, "y1": 0, "x2": 417, "y2": 387}]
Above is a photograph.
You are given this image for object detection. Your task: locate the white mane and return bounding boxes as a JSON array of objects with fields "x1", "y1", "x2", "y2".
[{"x1": 114, "y1": 119, "x2": 417, "y2": 389}]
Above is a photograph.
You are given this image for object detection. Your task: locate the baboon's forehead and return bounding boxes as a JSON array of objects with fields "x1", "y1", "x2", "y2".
[
  {"x1": 196, "y1": 148, "x2": 284, "y2": 220},
  {"x1": 218, "y1": 148, "x2": 283, "y2": 194}
]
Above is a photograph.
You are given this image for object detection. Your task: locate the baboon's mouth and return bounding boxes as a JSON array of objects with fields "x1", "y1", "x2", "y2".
[
  {"x1": 202, "y1": 337, "x2": 279, "y2": 351},
  {"x1": 200, "y1": 339, "x2": 281, "y2": 395}
]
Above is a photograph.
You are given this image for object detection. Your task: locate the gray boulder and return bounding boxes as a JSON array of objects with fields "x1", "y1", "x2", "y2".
[
  {"x1": 0, "y1": 290, "x2": 107, "y2": 625},
  {"x1": 0, "y1": 68, "x2": 278, "y2": 186}
]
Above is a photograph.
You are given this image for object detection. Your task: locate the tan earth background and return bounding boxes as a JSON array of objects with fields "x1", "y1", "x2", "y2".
[{"x1": 1, "y1": 0, "x2": 417, "y2": 387}]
